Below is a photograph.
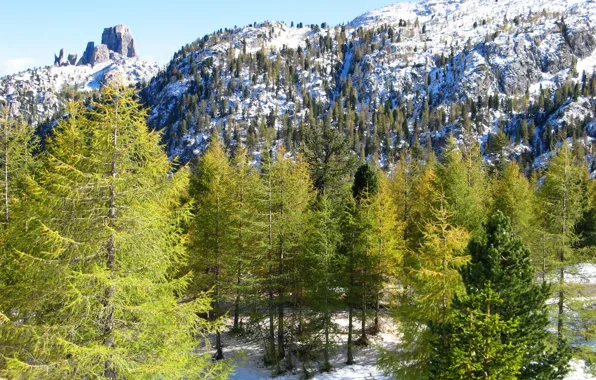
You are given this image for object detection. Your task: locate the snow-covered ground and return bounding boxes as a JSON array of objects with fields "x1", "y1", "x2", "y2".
[
  {"x1": 224, "y1": 314, "x2": 395, "y2": 380},
  {"x1": 215, "y1": 309, "x2": 595, "y2": 379},
  {"x1": 0, "y1": 57, "x2": 159, "y2": 124},
  {"x1": 217, "y1": 264, "x2": 596, "y2": 379}
]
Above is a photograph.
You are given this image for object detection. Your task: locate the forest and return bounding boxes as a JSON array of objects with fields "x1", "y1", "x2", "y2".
[{"x1": 0, "y1": 86, "x2": 595, "y2": 379}]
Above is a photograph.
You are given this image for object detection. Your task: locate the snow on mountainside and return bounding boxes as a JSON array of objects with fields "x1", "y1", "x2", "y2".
[
  {"x1": 142, "y1": 0, "x2": 596, "y2": 172},
  {"x1": 0, "y1": 25, "x2": 158, "y2": 125}
]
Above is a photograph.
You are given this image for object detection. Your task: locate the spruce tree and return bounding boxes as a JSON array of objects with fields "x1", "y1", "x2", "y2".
[
  {"x1": 430, "y1": 212, "x2": 570, "y2": 379},
  {"x1": 0, "y1": 87, "x2": 230, "y2": 378}
]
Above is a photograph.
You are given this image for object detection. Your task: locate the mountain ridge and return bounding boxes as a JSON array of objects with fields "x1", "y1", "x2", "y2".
[{"x1": 2, "y1": 0, "x2": 596, "y2": 176}]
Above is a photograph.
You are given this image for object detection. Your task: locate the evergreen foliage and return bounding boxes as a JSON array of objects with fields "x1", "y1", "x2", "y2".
[
  {"x1": 431, "y1": 212, "x2": 570, "y2": 379},
  {"x1": 0, "y1": 87, "x2": 230, "y2": 379}
]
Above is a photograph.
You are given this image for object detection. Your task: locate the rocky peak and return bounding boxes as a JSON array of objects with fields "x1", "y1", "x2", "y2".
[
  {"x1": 54, "y1": 49, "x2": 68, "y2": 67},
  {"x1": 53, "y1": 25, "x2": 140, "y2": 68},
  {"x1": 101, "y1": 24, "x2": 138, "y2": 58},
  {"x1": 78, "y1": 42, "x2": 95, "y2": 65}
]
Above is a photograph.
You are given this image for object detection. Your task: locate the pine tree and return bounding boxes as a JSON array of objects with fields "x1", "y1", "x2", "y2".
[
  {"x1": 537, "y1": 144, "x2": 588, "y2": 348},
  {"x1": 302, "y1": 194, "x2": 342, "y2": 372},
  {"x1": 437, "y1": 136, "x2": 487, "y2": 236},
  {"x1": 430, "y1": 284, "x2": 524, "y2": 380},
  {"x1": 0, "y1": 110, "x2": 36, "y2": 226},
  {"x1": 188, "y1": 137, "x2": 236, "y2": 360},
  {"x1": 0, "y1": 87, "x2": 230, "y2": 379},
  {"x1": 229, "y1": 146, "x2": 260, "y2": 333},
  {"x1": 380, "y1": 191, "x2": 470, "y2": 379},
  {"x1": 301, "y1": 120, "x2": 357, "y2": 196}
]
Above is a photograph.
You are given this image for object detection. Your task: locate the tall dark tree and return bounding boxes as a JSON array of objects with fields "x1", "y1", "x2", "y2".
[{"x1": 431, "y1": 212, "x2": 570, "y2": 379}]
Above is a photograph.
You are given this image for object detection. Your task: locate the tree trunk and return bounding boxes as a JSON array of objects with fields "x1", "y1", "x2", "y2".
[
  {"x1": 3, "y1": 113, "x2": 9, "y2": 225},
  {"x1": 103, "y1": 99, "x2": 119, "y2": 380},
  {"x1": 558, "y1": 151, "x2": 569, "y2": 340},
  {"x1": 213, "y1": 196, "x2": 224, "y2": 360},
  {"x1": 277, "y1": 180, "x2": 285, "y2": 360},
  {"x1": 233, "y1": 267, "x2": 241, "y2": 332},
  {"x1": 346, "y1": 230, "x2": 355, "y2": 365},
  {"x1": 267, "y1": 171, "x2": 276, "y2": 364}
]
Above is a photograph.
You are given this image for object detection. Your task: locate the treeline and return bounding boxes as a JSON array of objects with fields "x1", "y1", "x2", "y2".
[{"x1": 1, "y1": 88, "x2": 595, "y2": 379}]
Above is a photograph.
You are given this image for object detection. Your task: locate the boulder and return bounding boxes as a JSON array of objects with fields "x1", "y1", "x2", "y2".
[{"x1": 101, "y1": 24, "x2": 138, "y2": 58}]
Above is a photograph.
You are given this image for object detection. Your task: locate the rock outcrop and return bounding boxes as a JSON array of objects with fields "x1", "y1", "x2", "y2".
[
  {"x1": 54, "y1": 49, "x2": 67, "y2": 67},
  {"x1": 91, "y1": 44, "x2": 111, "y2": 65},
  {"x1": 59, "y1": 25, "x2": 140, "y2": 67},
  {"x1": 78, "y1": 42, "x2": 95, "y2": 65},
  {"x1": 101, "y1": 25, "x2": 138, "y2": 58}
]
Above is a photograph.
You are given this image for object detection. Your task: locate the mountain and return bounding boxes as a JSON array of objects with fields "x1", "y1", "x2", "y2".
[
  {"x1": 0, "y1": 25, "x2": 158, "y2": 125},
  {"x1": 2, "y1": 0, "x2": 595, "y2": 175},
  {"x1": 141, "y1": 0, "x2": 596, "y2": 175}
]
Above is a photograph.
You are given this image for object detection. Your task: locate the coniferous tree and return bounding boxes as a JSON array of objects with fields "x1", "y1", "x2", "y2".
[
  {"x1": 229, "y1": 146, "x2": 260, "y2": 333},
  {"x1": 537, "y1": 144, "x2": 588, "y2": 348},
  {"x1": 188, "y1": 137, "x2": 235, "y2": 360},
  {"x1": 301, "y1": 120, "x2": 357, "y2": 195},
  {"x1": 430, "y1": 284, "x2": 524, "y2": 380},
  {"x1": 0, "y1": 110, "x2": 36, "y2": 226},
  {"x1": 437, "y1": 136, "x2": 487, "y2": 236},
  {"x1": 303, "y1": 194, "x2": 342, "y2": 372},
  {"x1": 490, "y1": 161, "x2": 540, "y2": 269},
  {"x1": 254, "y1": 147, "x2": 313, "y2": 370},
  {"x1": 369, "y1": 172, "x2": 405, "y2": 333},
  {"x1": 0, "y1": 87, "x2": 230, "y2": 379},
  {"x1": 431, "y1": 212, "x2": 570, "y2": 379},
  {"x1": 339, "y1": 194, "x2": 361, "y2": 365},
  {"x1": 351, "y1": 163, "x2": 379, "y2": 346},
  {"x1": 380, "y1": 190, "x2": 470, "y2": 379}
]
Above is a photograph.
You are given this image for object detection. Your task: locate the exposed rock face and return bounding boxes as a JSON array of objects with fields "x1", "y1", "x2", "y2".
[
  {"x1": 63, "y1": 25, "x2": 139, "y2": 68},
  {"x1": 91, "y1": 44, "x2": 110, "y2": 65},
  {"x1": 101, "y1": 25, "x2": 138, "y2": 58},
  {"x1": 78, "y1": 42, "x2": 95, "y2": 65},
  {"x1": 67, "y1": 54, "x2": 77, "y2": 65},
  {"x1": 54, "y1": 49, "x2": 67, "y2": 67},
  {"x1": 564, "y1": 27, "x2": 596, "y2": 59}
]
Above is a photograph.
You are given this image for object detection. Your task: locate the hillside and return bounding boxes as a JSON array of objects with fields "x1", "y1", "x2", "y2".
[{"x1": 142, "y1": 0, "x2": 596, "y2": 173}]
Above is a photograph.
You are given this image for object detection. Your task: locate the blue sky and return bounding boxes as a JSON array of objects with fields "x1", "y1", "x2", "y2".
[{"x1": 0, "y1": 0, "x2": 403, "y2": 76}]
